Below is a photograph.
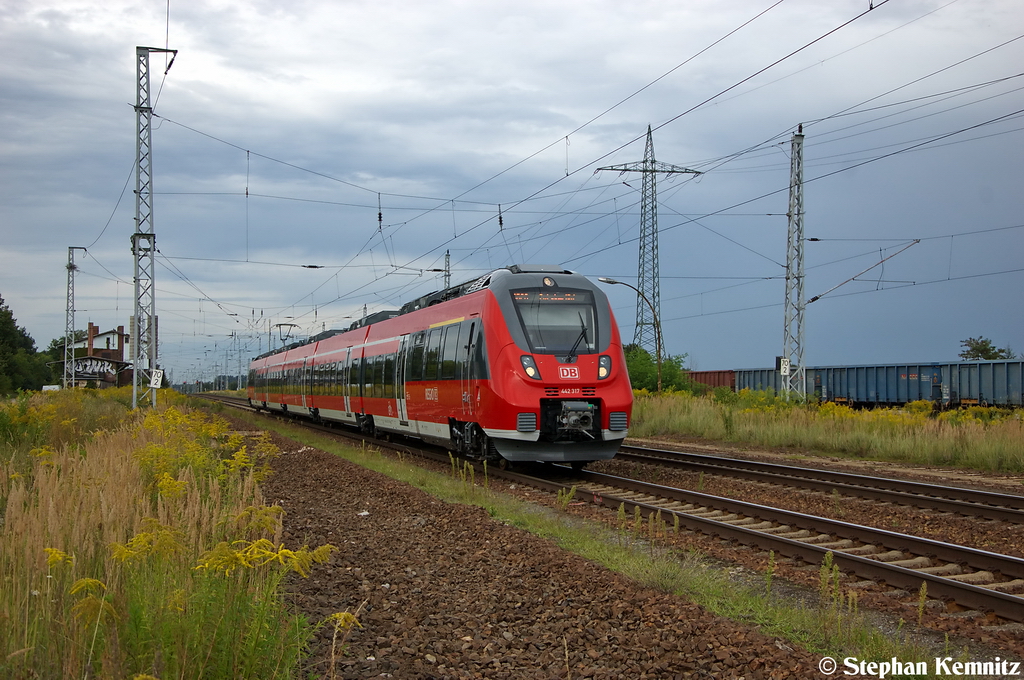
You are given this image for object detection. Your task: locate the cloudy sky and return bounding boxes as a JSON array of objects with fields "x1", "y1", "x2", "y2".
[{"x1": 2, "y1": 0, "x2": 1022, "y2": 383}]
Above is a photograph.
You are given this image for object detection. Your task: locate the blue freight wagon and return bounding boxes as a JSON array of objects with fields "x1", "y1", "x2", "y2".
[{"x1": 734, "y1": 361, "x2": 1022, "y2": 407}]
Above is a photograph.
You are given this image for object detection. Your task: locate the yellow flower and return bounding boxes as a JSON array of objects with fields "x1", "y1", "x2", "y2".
[
  {"x1": 44, "y1": 548, "x2": 74, "y2": 568},
  {"x1": 325, "y1": 611, "x2": 362, "y2": 631},
  {"x1": 110, "y1": 518, "x2": 185, "y2": 563},
  {"x1": 156, "y1": 472, "x2": 187, "y2": 499},
  {"x1": 70, "y1": 577, "x2": 106, "y2": 596}
]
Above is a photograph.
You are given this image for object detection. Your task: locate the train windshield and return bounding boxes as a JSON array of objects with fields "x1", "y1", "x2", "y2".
[{"x1": 510, "y1": 288, "x2": 597, "y2": 355}]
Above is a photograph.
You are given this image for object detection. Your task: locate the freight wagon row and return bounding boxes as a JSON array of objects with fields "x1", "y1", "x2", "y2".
[{"x1": 688, "y1": 361, "x2": 1024, "y2": 407}]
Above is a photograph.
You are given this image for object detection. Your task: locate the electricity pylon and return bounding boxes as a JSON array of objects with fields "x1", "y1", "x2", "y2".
[{"x1": 597, "y1": 126, "x2": 700, "y2": 355}]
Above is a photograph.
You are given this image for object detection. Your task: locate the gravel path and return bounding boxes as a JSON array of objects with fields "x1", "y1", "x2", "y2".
[{"x1": 263, "y1": 443, "x2": 821, "y2": 679}]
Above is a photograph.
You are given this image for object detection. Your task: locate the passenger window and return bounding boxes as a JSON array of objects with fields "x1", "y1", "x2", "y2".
[
  {"x1": 374, "y1": 355, "x2": 385, "y2": 398},
  {"x1": 424, "y1": 329, "x2": 441, "y2": 380},
  {"x1": 409, "y1": 344, "x2": 424, "y2": 381},
  {"x1": 350, "y1": 356, "x2": 363, "y2": 397},
  {"x1": 384, "y1": 354, "x2": 396, "y2": 398},
  {"x1": 365, "y1": 356, "x2": 375, "y2": 397},
  {"x1": 441, "y1": 324, "x2": 459, "y2": 380}
]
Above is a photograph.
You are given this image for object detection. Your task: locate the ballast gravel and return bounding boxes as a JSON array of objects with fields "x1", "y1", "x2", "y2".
[{"x1": 263, "y1": 444, "x2": 819, "y2": 679}]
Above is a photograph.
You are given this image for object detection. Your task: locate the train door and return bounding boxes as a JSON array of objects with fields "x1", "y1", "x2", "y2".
[
  {"x1": 342, "y1": 348, "x2": 352, "y2": 414},
  {"x1": 301, "y1": 358, "x2": 311, "y2": 410},
  {"x1": 460, "y1": 321, "x2": 477, "y2": 418},
  {"x1": 395, "y1": 336, "x2": 409, "y2": 424}
]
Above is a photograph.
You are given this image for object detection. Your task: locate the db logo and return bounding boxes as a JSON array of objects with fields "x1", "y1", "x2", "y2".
[{"x1": 559, "y1": 366, "x2": 580, "y2": 380}]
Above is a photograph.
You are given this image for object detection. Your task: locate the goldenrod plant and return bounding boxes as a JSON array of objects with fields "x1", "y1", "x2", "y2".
[
  {"x1": 0, "y1": 387, "x2": 327, "y2": 678},
  {"x1": 630, "y1": 389, "x2": 1024, "y2": 472}
]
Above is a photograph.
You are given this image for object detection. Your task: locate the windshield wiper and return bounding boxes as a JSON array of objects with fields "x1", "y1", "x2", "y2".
[{"x1": 564, "y1": 312, "x2": 588, "y2": 362}]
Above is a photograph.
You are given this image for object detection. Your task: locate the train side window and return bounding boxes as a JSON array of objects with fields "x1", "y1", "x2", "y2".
[
  {"x1": 424, "y1": 329, "x2": 441, "y2": 380},
  {"x1": 384, "y1": 353, "x2": 396, "y2": 398},
  {"x1": 376, "y1": 355, "x2": 385, "y2": 398},
  {"x1": 440, "y1": 325, "x2": 459, "y2": 380},
  {"x1": 350, "y1": 355, "x2": 363, "y2": 397},
  {"x1": 470, "y1": 322, "x2": 489, "y2": 380},
  {"x1": 409, "y1": 345, "x2": 424, "y2": 381},
  {"x1": 366, "y1": 356, "x2": 378, "y2": 399},
  {"x1": 408, "y1": 332, "x2": 425, "y2": 382},
  {"x1": 455, "y1": 321, "x2": 472, "y2": 381},
  {"x1": 364, "y1": 356, "x2": 376, "y2": 399}
]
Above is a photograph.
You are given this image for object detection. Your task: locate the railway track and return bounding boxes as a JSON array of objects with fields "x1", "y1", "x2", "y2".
[
  {"x1": 614, "y1": 444, "x2": 1024, "y2": 523},
  {"x1": 196, "y1": 393, "x2": 1024, "y2": 623},
  {"x1": 506, "y1": 466, "x2": 1024, "y2": 623}
]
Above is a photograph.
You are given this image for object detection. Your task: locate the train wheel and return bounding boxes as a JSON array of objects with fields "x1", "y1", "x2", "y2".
[
  {"x1": 498, "y1": 457, "x2": 513, "y2": 471},
  {"x1": 571, "y1": 461, "x2": 588, "y2": 472}
]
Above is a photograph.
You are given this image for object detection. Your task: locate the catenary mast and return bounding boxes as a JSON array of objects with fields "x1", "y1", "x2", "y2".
[
  {"x1": 64, "y1": 247, "x2": 86, "y2": 389},
  {"x1": 782, "y1": 126, "x2": 806, "y2": 398},
  {"x1": 132, "y1": 46, "x2": 175, "y2": 408}
]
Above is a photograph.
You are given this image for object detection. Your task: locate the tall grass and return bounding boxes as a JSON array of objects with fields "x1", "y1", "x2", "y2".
[
  {"x1": 630, "y1": 389, "x2": 1024, "y2": 472},
  {"x1": 0, "y1": 388, "x2": 330, "y2": 679}
]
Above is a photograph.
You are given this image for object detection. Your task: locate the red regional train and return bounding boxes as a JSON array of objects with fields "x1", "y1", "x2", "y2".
[{"x1": 248, "y1": 265, "x2": 633, "y2": 468}]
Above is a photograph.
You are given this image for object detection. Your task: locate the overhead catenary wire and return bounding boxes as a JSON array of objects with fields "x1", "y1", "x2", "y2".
[{"x1": 66, "y1": 0, "x2": 1024, "y2": 378}]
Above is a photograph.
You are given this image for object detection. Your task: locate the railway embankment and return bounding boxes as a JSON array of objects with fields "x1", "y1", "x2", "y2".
[
  {"x1": 240, "y1": 411, "x2": 1023, "y2": 678},
  {"x1": 262, "y1": 430, "x2": 821, "y2": 678}
]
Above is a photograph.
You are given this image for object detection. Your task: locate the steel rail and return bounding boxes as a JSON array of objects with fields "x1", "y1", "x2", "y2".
[
  {"x1": 199, "y1": 395, "x2": 1024, "y2": 621},
  {"x1": 616, "y1": 444, "x2": 1024, "y2": 523},
  {"x1": 508, "y1": 467, "x2": 1024, "y2": 622}
]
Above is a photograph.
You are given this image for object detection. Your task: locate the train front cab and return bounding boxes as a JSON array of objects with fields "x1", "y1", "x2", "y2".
[{"x1": 474, "y1": 268, "x2": 632, "y2": 464}]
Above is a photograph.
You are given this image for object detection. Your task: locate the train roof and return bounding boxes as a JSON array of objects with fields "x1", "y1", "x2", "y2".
[{"x1": 251, "y1": 264, "x2": 579, "y2": 361}]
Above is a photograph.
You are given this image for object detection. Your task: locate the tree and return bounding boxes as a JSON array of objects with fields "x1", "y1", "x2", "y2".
[
  {"x1": 958, "y1": 336, "x2": 1016, "y2": 361},
  {"x1": 622, "y1": 344, "x2": 691, "y2": 392},
  {"x1": 0, "y1": 293, "x2": 51, "y2": 394},
  {"x1": 43, "y1": 330, "x2": 88, "y2": 360}
]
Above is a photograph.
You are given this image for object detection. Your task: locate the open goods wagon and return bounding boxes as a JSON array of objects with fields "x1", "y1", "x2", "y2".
[
  {"x1": 732, "y1": 361, "x2": 1023, "y2": 407},
  {"x1": 686, "y1": 370, "x2": 736, "y2": 390}
]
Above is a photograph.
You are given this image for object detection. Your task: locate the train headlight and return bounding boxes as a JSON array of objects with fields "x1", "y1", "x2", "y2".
[
  {"x1": 520, "y1": 355, "x2": 542, "y2": 380},
  {"x1": 598, "y1": 355, "x2": 612, "y2": 380}
]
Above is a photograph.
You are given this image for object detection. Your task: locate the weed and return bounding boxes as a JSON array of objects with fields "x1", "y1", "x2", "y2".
[
  {"x1": 764, "y1": 550, "x2": 775, "y2": 598},
  {"x1": 629, "y1": 390, "x2": 1024, "y2": 473},
  {"x1": 917, "y1": 581, "x2": 928, "y2": 627},
  {"x1": 557, "y1": 485, "x2": 577, "y2": 511},
  {"x1": 830, "y1": 489, "x2": 844, "y2": 517},
  {"x1": 324, "y1": 601, "x2": 366, "y2": 680},
  {"x1": 0, "y1": 389, "x2": 316, "y2": 678}
]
